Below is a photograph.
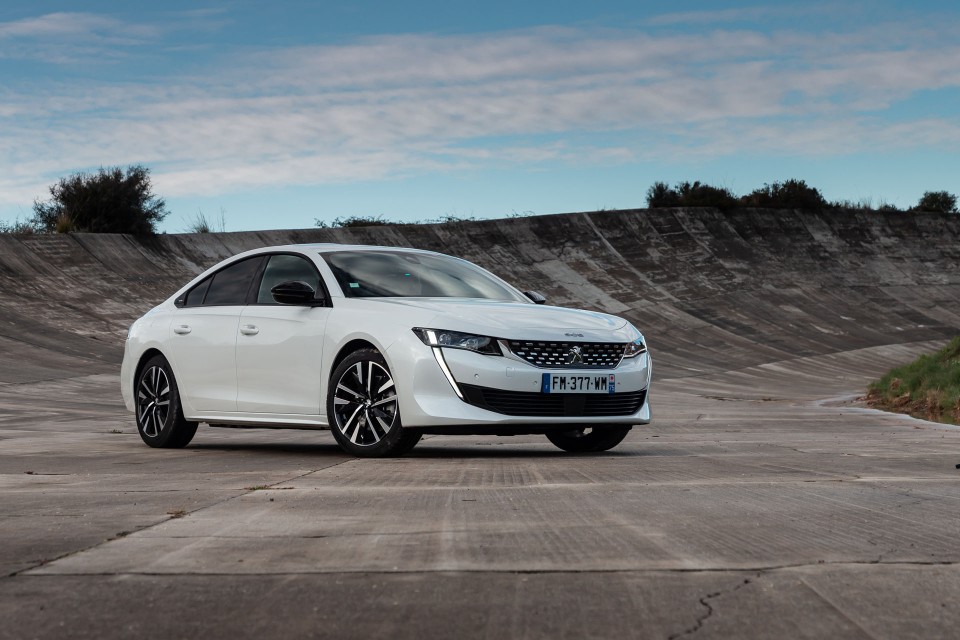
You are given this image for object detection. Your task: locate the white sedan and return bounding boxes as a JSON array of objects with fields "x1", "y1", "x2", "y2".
[{"x1": 121, "y1": 244, "x2": 651, "y2": 456}]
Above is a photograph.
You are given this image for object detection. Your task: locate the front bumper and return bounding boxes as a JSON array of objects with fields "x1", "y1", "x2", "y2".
[{"x1": 386, "y1": 334, "x2": 651, "y2": 428}]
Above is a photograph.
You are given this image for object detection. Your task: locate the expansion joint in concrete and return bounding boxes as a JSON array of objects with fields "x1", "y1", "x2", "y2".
[{"x1": 15, "y1": 560, "x2": 958, "y2": 580}]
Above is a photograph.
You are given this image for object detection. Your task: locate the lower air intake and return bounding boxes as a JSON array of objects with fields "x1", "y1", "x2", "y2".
[{"x1": 460, "y1": 384, "x2": 646, "y2": 417}]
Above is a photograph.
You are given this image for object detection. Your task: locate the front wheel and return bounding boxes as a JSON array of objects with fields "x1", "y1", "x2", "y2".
[
  {"x1": 135, "y1": 355, "x2": 198, "y2": 448},
  {"x1": 546, "y1": 426, "x2": 631, "y2": 453},
  {"x1": 327, "y1": 348, "x2": 421, "y2": 457}
]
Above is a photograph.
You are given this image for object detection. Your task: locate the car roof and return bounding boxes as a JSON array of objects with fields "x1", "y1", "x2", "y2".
[{"x1": 255, "y1": 243, "x2": 444, "y2": 256}]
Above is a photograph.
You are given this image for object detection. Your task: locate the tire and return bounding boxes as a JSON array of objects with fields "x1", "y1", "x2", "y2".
[
  {"x1": 546, "y1": 426, "x2": 632, "y2": 453},
  {"x1": 135, "y1": 355, "x2": 198, "y2": 448},
  {"x1": 327, "y1": 348, "x2": 421, "y2": 457}
]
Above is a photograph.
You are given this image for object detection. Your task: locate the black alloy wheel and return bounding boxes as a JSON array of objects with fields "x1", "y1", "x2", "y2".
[
  {"x1": 327, "y1": 348, "x2": 421, "y2": 457},
  {"x1": 135, "y1": 355, "x2": 198, "y2": 448}
]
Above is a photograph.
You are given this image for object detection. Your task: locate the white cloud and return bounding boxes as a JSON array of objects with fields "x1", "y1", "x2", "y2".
[
  {"x1": 645, "y1": 6, "x2": 790, "y2": 26},
  {"x1": 0, "y1": 12, "x2": 130, "y2": 39},
  {"x1": 0, "y1": 11, "x2": 216, "y2": 63},
  {"x1": 643, "y1": 2, "x2": 869, "y2": 28},
  {"x1": 1, "y1": 14, "x2": 959, "y2": 206}
]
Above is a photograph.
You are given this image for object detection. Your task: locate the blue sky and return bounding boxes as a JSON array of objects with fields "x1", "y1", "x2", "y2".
[{"x1": 1, "y1": 1, "x2": 958, "y2": 232}]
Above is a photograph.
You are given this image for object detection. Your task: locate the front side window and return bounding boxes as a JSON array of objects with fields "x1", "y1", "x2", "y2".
[
  {"x1": 257, "y1": 254, "x2": 322, "y2": 304},
  {"x1": 322, "y1": 251, "x2": 528, "y2": 302},
  {"x1": 183, "y1": 276, "x2": 212, "y2": 307},
  {"x1": 202, "y1": 256, "x2": 264, "y2": 306}
]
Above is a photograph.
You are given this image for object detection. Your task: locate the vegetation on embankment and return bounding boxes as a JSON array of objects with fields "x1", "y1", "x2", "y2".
[
  {"x1": 645, "y1": 179, "x2": 958, "y2": 213},
  {"x1": 1, "y1": 167, "x2": 957, "y2": 234},
  {"x1": 866, "y1": 337, "x2": 960, "y2": 425}
]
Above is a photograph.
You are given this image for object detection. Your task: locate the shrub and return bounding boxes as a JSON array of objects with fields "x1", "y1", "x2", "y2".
[
  {"x1": 0, "y1": 218, "x2": 36, "y2": 234},
  {"x1": 741, "y1": 179, "x2": 827, "y2": 210},
  {"x1": 830, "y1": 198, "x2": 904, "y2": 213},
  {"x1": 424, "y1": 215, "x2": 477, "y2": 224},
  {"x1": 31, "y1": 165, "x2": 168, "y2": 235},
  {"x1": 432, "y1": 213, "x2": 477, "y2": 224},
  {"x1": 315, "y1": 215, "x2": 393, "y2": 228},
  {"x1": 646, "y1": 181, "x2": 737, "y2": 210},
  {"x1": 676, "y1": 181, "x2": 738, "y2": 209},
  {"x1": 914, "y1": 191, "x2": 958, "y2": 214},
  {"x1": 646, "y1": 181, "x2": 680, "y2": 208}
]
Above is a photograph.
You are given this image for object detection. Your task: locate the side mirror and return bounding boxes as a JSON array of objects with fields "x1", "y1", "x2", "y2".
[
  {"x1": 272, "y1": 281, "x2": 321, "y2": 305},
  {"x1": 523, "y1": 290, "x2": 547, "y2": 304}
]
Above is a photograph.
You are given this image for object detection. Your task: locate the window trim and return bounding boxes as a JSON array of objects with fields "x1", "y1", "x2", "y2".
[{"x1": 174, "y1": 252, "x2": 334, "y2": 309}]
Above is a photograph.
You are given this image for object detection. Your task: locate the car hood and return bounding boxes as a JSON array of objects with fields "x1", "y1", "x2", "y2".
[{"x1": 361, "y1": 298, "x2": 630, "y2": 340}]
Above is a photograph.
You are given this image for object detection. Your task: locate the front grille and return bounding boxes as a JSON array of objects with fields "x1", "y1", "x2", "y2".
[
  {"x1": 461, "y1": 384, "x2": 646, "y2": 417},
  {"x1": 507, "y1": 341, "x2": 625, "y2": 369}
]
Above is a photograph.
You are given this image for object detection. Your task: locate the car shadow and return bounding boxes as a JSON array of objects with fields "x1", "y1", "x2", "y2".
[
  {"x1": 408, "y1": 445, "x2": 641, "y2": 458},
  {"x1": 185, "y1": 440, "x2": 640, "y2": 459},
  {"x1": 187, "y1": 441, "x2": 347, "y2": 456}
]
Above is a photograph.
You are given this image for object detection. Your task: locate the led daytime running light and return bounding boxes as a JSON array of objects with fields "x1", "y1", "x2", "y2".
[
  {"x1": 413, "y1": 328, "x2": 501, "y2": 355},
  {"x1": 623, "y1": 338, "x2": 647, "y2": 358}
]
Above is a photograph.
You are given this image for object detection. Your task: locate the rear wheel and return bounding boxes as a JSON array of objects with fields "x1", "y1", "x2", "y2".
[
  {"x1": 135, "y1": 355, "x2": 198, "y2": 448},
  {"x1": 327, "y1": 349, "x2": 421, "y2": 457},
  {"x1": 546, "y1": 426, "x2": 631, "y2": 453}
]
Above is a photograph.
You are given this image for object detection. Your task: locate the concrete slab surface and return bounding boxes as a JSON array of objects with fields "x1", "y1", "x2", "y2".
[
  {"x1": 2, "y1": 209, "x2": 960, "y2": 638},
  {"x1": 3, "y1": 353, "x2": 959, "y2": 638}
]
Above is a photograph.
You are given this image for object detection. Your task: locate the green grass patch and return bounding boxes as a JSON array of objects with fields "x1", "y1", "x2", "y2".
[{"x1": 866, "y1": 337, "x2": 960, "y2": 424}]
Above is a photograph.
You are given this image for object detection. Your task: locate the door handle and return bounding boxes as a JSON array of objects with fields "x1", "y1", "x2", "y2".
[
  {"x1": 173, "y1": 325, "x2": 191, "y2": 335},
  {"x1": 240, "y1": 325, "x2": 259, "y2": 336}
]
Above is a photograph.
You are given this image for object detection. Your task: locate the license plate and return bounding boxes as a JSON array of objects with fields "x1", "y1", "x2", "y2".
[{"x1": 542, "y1": 373, "x2": 615, "y2": 394}]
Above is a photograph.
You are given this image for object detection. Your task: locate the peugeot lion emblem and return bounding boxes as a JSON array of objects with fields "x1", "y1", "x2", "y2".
[{"x1": 565, "y1": 346, "x2": 584, "y2": 365}]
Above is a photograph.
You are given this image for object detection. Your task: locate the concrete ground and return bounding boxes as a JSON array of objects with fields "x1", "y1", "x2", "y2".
[{"x1": 2, "y1": 341, "x2": 958, "y2": 639}]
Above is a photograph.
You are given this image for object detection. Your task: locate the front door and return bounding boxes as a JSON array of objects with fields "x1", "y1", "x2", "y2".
[{"x1": 235, "y1": 253, "x2": 330, "y2": 415}]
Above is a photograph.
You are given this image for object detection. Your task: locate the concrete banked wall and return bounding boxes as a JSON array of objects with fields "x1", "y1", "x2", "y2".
[{"x1": 1, "y1": 208, "x2": 959, "y2": 385}]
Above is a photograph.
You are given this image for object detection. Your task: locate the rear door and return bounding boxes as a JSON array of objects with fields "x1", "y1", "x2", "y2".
[
  {"x1": 167, "y1": 256, "x2": 264, "y2": 412},
  {"x1": 236, "y1": 253, "x2": 331, "y2": 415}
]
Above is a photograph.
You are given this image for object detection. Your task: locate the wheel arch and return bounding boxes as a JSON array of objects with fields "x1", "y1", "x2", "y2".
[
  {"x1": 329, "y1": 338, "x2": 381, "y2": 381},
  {"x1": 134, "y1": 348, "x2": 167, "y2": 387}
]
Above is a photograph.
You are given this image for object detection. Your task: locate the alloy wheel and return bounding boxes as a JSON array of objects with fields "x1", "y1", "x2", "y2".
[
  {"x1": 137, "y1": 365, "x2": 170, "y2": 437},
  {"x1": 332, "y1": 360, "x2": 398, "y2": 446}
]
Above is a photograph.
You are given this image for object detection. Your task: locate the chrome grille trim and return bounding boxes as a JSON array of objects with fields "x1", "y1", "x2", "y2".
[{"x1": 506, "y1": 341, "x2": 626, "y2": 369}]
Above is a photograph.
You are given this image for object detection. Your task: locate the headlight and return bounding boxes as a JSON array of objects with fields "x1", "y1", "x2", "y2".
[
  {"x1": 413, "y1": 328, "x2": 502, "y2": 355},
  {"x1": 623, "y1": 327, "x2": 647, "y2": 358}
]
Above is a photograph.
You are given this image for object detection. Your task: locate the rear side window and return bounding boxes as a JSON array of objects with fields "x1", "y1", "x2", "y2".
[
  {"x1": 257, "y1": 254, "x2": 322, "y2": 304},
  {"x1": 203, "y1": 257, "x2": 264, "y2": 306}
]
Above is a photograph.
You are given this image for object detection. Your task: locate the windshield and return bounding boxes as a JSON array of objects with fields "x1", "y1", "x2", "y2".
[{"x1": 322, "y1": 250, "x2": 529, "y2": 302}]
